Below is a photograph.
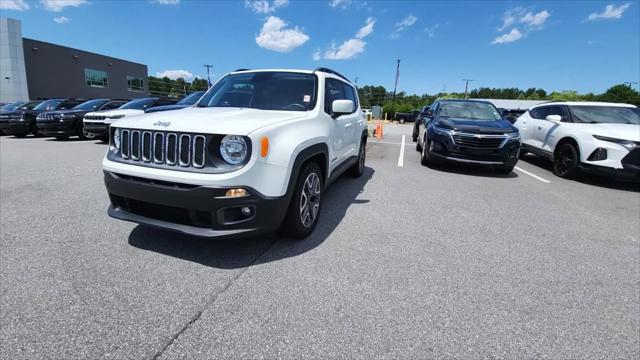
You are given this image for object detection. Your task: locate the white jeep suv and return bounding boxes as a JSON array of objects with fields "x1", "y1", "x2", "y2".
[
  {"x1": 514, "y1": 102, "x2": 639, "y2": 179},
  {"x1": 102, "y1": 68, "x2": 367, "y2": 238}
]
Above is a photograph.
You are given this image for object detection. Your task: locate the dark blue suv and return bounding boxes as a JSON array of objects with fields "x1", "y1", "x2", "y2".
[{"x1": 416, "y1": 99, "x2": 521, "y2": 173}]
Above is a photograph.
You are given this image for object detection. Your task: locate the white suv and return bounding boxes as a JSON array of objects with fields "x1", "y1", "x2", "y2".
[
  {"x1": 103, "y1": 68, "x2": 367, "y2": 239},
  {"x1": 514, "y1": 102, "x2": 639, "y2": 179}
]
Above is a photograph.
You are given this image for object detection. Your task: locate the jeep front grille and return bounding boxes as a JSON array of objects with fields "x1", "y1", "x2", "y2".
[{"x1": 118, "y1": 129, "x2": 206, "y2": 168}]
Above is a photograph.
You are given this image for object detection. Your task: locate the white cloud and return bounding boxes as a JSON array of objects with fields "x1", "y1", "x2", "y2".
[
  {"x1": 320, "y1": 17, "x2": 374, "y2": 60},
  {"x1": 390, "y1": 15, "x2": 417, "y2": 38},
  {"x1": 498, "y1": 7, "x2": 550, "y2": 30},
  {"x1": 152, "y1": 0, "x2": 180, "y2": 5},
  {"x1": 245, "y1": 0, "x2": 288, "y2": 14},
  {"x1": 423, "y1": 24, "x2": 438, "y2": 38},
  {"x1": 255, "y1": 16, "x2": 309, "y2": 52},
  {"x1": 324, "y1": 39, "x2": 366, "y2": 60},
  {"x1": 40, "y1": 0, "x2": 88, "y2": 12},
  {"x1": 521, "y1": 10, "x2": 550, "y2": 29},
  {"x1": 0, "y1": 0, "x2": 30, "y2": 10},
  {"x1": 329, "y1": 0, "x2": 351, "y2": 9},
  {"x1": 491, "y1": 28, "x2": 523, "y2": 44},
  {"x1": 53, "y1": 16, "x2": 70, "y2": 24},
  {"x1": 156, "y1": 70, "x2": 194, "y2": 80},
  {"x1": 355, "y1": 17, "x2": 375, "y2": 39},
  {"x1": 586, "y1": 3, "x2": 630, "y2": 21},
  {"x1": 312, "y1": 49, "x2": 321, "y2": 61}
]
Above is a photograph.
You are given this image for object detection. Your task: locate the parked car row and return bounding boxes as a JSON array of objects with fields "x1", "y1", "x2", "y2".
[
  {"x1": 413, "y1": 99, "x2": 640, "y2": 179},
  {"x1": 0, "y1": 91, "x2": 205, "y2": 139}
]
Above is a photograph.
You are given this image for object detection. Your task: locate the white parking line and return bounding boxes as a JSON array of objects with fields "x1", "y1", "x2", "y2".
[
  {"x1": 397, "y1": 135, "x2": 405, "y2": 167},
  {"x1": 514, "y1": 166, "x2": 551, "y2": 183},
  {"x1": 369, "y1": 140, "x2": 412, "y2": 146}
]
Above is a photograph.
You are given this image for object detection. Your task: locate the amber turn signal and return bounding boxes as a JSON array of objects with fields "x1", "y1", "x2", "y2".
[
  {"x1": 225, "y1": 188, "x2": 248, "y2": 198},
  {"x1": 260, "y1": 136, "x2": 269, "y2": 157}
]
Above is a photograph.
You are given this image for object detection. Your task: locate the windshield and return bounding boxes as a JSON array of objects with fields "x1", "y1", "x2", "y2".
[
  {"x1": 0, "y1": 102, "x2": 25, "y2": 112},
  {"x1": 439, "y1": 102, "x2": 502, "y2": 120},
  {"x1": 570, "y1": 106, "x2": 640, "y2": 125},
  {"x1": 73, "y1": 99, "x2": 109, "y2": 111},
  {"x1": 178, "y1": 91, "x2": 205, "y2": 105},
  {"x1": 120, "y1": 98, "x2": 158, "y2": 110},
  {"x1": 197, "y1": 72, "x2": 317, "y2": 111},
  {"x1": 34, "y1": 99, "x2": 63, "y2": 111}
]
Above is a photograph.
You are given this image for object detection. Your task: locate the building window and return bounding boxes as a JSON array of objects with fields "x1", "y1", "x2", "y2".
[
  {"x1": 85, "y1": 68, "x2": 108, "y2": 88},
  {"x1": 127, "y1": 76, "x2": 145, "y2": 92}
]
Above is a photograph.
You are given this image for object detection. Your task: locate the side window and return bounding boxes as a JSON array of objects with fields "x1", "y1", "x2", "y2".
[
  {"x1": 58, "y1": 100, "x2": 81, "y2": 110},
  {"x1": 103, "y1": 101, "x2": 125, "y2": 110},
  {"x1": 534, "y1": 106, "x2": 569, "y2": 122},
  {"x1": 342, "y1": 83, "x2": 357, "y2": 112},
  {"x1": 324, "y1": 79, "x2": 347, "y2": 114}
]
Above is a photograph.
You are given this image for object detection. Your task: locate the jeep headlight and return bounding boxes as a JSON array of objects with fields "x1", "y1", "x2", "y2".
[
  {"x1": 220, "y1": 135, "x2": 248, "y2": 165},
  {"x1": 113, "y1": 128, "x2": 120, "y2": 150}
]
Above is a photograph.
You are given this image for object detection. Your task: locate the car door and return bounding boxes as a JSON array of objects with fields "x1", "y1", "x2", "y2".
[
  {"x1": 534, "y1": 105, "x2": 567, "y2": 153},
  {"x1": 323, "y1": 78, "x2": 354, "y2": 171},
  {"x1": 419, "y1": 102, "x2": 438, "y2": 147},
  {"x1": 341, "y1": 82, "x2": 363, "y2": 157}
]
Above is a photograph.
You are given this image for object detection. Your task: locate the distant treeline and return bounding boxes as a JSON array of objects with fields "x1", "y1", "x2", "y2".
[
  {"x1": 147, "y1": 76, "x2": 209, "y2": 98},
  {"x1": 357, "y1": 84, "x2": 640, "y2": 115}
]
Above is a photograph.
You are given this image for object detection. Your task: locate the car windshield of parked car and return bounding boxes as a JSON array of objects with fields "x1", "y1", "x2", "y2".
[
  {"x1": 570, "y1": 106, "x2": 640, "y2": 125},
  {"x1": 120, "y1": 98, "x2": 157, "y2": 110},
  {"x1": 0, "y1": 102, "x2": 25, "y2": 112},
  {"x1": 197, "y1": 72, "x2": 317, "y2": 111},
  {"x1": 439, "y1": 102, "x2": 502, "y2": 120},
  {"x1": 178, "y1": 91, "x2": 204, "y2": 106},
  {"x1": 73, "y1": 99, "x2": 109, "y2": 111},
  {"x1": 17, "y1": 101, "x2": 42, "y2": 110},
  {"x1": 34, "y1": 99, "x2": 63, "y2": 111}
]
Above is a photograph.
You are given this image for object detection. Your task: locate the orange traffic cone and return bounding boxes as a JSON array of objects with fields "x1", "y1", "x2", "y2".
[{"x1": 375, "y1": 120, "x2": 383, "y2": 139}]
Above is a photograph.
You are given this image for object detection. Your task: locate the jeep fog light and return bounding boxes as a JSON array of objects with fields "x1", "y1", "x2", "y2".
[{"x1": 225, "y1": 188, "x2": 248, "y2": 198}]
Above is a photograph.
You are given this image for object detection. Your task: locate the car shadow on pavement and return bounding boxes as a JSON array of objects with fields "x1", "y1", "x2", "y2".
[
  {"x1": 521, "y1": 154, "x2": 640, "y2": 192},
  {"x1": 127, "y1": 167, "x2": 375, "y2": 269},
  {"x1": 425, "y1": 162, "x2": 518, "y2": 179}
]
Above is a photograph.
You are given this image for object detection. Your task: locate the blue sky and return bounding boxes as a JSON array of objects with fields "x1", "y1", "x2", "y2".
[{"x1": 1, "y1": 0, "x2": 639, "y2": 95}]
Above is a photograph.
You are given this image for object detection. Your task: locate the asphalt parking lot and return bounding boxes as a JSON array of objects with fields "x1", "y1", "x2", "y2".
[{"x1": 1, "y1": 125, "x2": 639, "y2": 359}]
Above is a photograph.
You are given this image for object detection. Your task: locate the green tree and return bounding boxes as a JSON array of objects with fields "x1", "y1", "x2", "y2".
[{"x1": 597, "y1": 84, "x2": 640, "y2": 106}]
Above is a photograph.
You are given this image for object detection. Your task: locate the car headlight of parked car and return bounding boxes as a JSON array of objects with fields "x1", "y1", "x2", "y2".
[
  {"x1": 593, "y1": 135, "x2": 639, "y2": 151},
  {"x1": 107, "y1": 115, "x2": 125, "y2": 120},
  {"x1": 507, "y1": 131, "x2": 521, "y2": 141},
  {"x1": 220, "y1": 135, "x2": 248, "y2": 165},
  {"x1": 432, "y1": 125, "x2": 453, "y2": 135},
  {"x1": 113, "y1": 128, "x2": 120, "y2": 150}
]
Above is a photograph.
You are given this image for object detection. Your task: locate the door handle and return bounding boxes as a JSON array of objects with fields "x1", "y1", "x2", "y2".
[
  {"x1": 345, "y1": 123, "x2": 353, "y2": 128},
  {"x1": 537, "y1": 126, "x2": 542, "y2": 130}
]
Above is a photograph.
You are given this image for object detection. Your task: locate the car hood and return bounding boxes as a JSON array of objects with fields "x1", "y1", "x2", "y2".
[
  {"x1": 112, "y1": 107, "x2": 309, "y2": 135},
  {"x1": 570, "y1": 123, "x2": 640, "y2": 142},
  {"x1": 437, "y1": 118, "x2": 516, "y2": 134},
  {"x1": 145, "y1": 104, "x2": 190, "y2": 113},
  {"x1": 85, "y1": 109, "x2": 145, "y2": 117},
  {"x1": 42, "y1": 109, "x2": 89, "y2": 116}
]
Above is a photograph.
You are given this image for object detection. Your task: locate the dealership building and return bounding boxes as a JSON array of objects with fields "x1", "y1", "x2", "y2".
[{"x1": 1, "y1": 18, "x2": 148, "y2": 103}]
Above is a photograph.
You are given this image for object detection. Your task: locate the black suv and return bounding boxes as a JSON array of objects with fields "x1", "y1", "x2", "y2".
[
  {"x1": 36, "y1": 99, "x2": 128, "y2": 140},
  {"x1": 0, "y1": 98, "x2": 86, "y2": 137},
  {"x1": 416, "y1": 99, "x2": 521, "y2": 173}
]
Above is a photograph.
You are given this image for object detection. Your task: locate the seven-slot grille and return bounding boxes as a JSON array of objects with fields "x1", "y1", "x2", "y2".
[
  {"x1": 120, "y1": 129, "x2": 206, "y2": 168},
  {"x1": 85, "y1": 115, "x2": 106, "y2": 121},
  {"x1": 40, "y1": 114, "x2": 61, "y2": 121},
  {"x1": 452, "y1": 132, "x2": 507, "y2": 149}
]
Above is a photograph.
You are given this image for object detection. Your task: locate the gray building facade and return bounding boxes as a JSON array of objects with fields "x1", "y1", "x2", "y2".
[{"x1": 22, "y1": 38, "x2": 148, "y2": 100}]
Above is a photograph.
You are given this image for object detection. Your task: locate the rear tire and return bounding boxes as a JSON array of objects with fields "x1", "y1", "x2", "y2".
[
  {"x1": 553, "y1": 143, "x2": 580, "y2": 178},
  {"x1": 349, "y1": 138, "x2": 366, "y2": 177},
  {"x1": 281, "y1": 162, "x2": 323, "y2": 239},
  {"x1": 416, "y1": 139, "x2": 422, "y2": 152}
]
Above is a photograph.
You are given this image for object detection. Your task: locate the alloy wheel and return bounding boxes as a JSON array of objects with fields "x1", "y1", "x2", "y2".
[{"x1": 299, "y1": 172, "x2": 321, "y2": 228}]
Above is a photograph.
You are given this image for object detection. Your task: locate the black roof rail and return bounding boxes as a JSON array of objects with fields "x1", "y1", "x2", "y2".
[
  {"x1": 234, "y1": 68, "x2": 250, "y2": 72},
  {"x1": 313, "y1": 67, "x2": 350, "y2": 82}
]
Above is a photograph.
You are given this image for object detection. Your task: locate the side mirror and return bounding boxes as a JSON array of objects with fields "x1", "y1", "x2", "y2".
[
  {"x1": 545, "y1": 115, "x2": 562, "y2": 123},
  {"x1": 331, "y1": 100, "x2": 354, "y2": 117},
  {"x1": 425, "y1": 109, "x2": 434, "y2": 117}
]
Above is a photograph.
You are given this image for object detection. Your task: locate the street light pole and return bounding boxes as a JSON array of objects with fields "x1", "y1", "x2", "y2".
[
  {"x1": 391, "y1": 59, "x2": 400, "y2": 117},
  {"x1": 462, "y1": 79, "x2": 473, "y2": 99},
  {"x1": 204, "y1": 64, "x2": 213, "y2": 88}
]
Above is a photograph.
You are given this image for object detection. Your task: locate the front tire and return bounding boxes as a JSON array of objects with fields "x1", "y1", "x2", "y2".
[
  {"x1": 420, "y1": 137, "x2": 431, "y2": 166},
  {"x1": 349, "y1": 138, "x2": 366, "y2": 177},
  {"x1": 553, "y1": 143, "x2": 580, "y2": 178},
  {"x1": 281, "y1": 162, "x2": 323, "y2": 239}
]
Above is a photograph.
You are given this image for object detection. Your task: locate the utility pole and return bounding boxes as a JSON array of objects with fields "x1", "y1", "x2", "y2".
[
  {"x1": 204, "y1": 64, "x2": 213, "y2": 88},
  {"x1": 623, "y1": 81, "x2": 638, "y2": 89},
  {"x1": 391, "y1": 59, "x2": 400, "y2": 117},
  {"x1": 462, "y1": 79, "x2": 473, "y2": 99}
]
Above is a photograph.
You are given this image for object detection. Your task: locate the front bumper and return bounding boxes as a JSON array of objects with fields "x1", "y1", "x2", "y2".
[
  {"x1": 104, "y1": 171, "x2": 290, "y2": 238},
  {"x1": 428, "y1": 130, "x2": 520, "y2": 166},
  {"x1": 581, "y1": 148, "x2": 640, "y2": 181},
  {"x1": 83, "y1": 122, "x2": 109, "y2": 136},
  {"x1": 37, "y1": 119, "x2": 77, "y2": 136},
  {"x1": 0, "y1": 120, "x2": 30, "y2": 134}
]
